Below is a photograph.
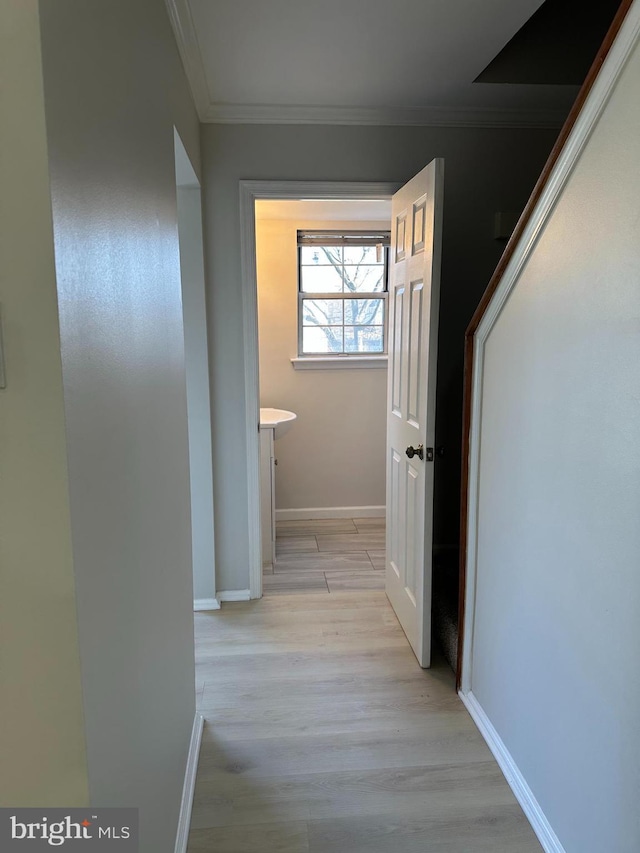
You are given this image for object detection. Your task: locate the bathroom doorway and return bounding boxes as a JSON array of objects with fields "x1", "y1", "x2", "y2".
[
  {"x1": 240, "y1": 166, "x2": 446, "y2": 672},
  {"x1": 254, "y1": 199, "x2": 392, "y2": 595},
  {"x1": 238, "y1": 181, "x2": 399, "y2": 600}
]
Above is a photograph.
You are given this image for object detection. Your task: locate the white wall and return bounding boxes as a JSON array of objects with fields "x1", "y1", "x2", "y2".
[
  {"x1": 256, "y1": 215, "x2": 388, "y2": 512},
  {"x1": 468, "y1": 20, "x2": 640, "y2": 853},
  {"x1": 201, "y1": 123, "x2": 559, "y2": 590},
  {"x1": 176, "y1": 168, "x2": 216, "y2": 603},
  {"x1": 0, "y1": 0, "x2": 89, "y2": 807},
  {"x1": 37, "y1": 1, "x2": 200, "y2": 849}
]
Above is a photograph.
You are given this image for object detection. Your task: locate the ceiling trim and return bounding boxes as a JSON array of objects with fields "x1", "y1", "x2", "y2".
[
  {"x1": 203, "y1": 102, "x2": 567, "y2": 128},
  {"x1": 166, "y1": 0, "x2": 566, "y2": 129},
  {"x1": 165, "y1": 0, "x2": 211, "y2": 117}
]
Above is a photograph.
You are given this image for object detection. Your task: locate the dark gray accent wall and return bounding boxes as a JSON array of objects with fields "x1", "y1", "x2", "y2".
[{"x1": 200, "y1": 122, "x2": 560, "y2": 588}]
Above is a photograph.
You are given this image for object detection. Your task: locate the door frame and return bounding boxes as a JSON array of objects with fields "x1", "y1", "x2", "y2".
[
  {"x1": 239, "y1": 180, "x2": 400, "y2": 598},
  {"x1": 174, "y1": 129, "x2": 219, "y2": 611}
]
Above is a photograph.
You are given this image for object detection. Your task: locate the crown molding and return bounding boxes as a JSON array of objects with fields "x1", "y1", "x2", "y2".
[
  {"x1": 165, "y1": 0, "x2": 211, "y2": 118},
  {"x1": 166, "y1": 0, "x2": 567, "y2": 129},
  {"x1": 202, "y1": 102, "x2": 567, "y2": 128}
]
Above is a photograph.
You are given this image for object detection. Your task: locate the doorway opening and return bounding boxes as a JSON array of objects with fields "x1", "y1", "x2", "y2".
[
  {"x1": 254, "y1": 198, "x2": 392, "y2": 596},
  {"x1": 239, "y1": 181, "x2": 399, "y2": 601},
  {"x1": 174, "y1": 130, "x2": 217, "y2": 613},
  {"x1": 240, "y1": 170, "x2": 451, "y2": 673}
]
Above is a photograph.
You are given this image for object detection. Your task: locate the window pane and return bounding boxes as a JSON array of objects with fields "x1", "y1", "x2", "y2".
[
  {"x1": 343, "y1": 245, "x2": 383, "y2": 265},
  {"x1": 300, "y1": 246, "x2": 342, "y2": 266},
  {"x1": 302, "y1": 298, "x2": 343, "y2": 325},
  {"x1": 344, "y1": 298, "x2": 384, "y2": 325},
  {"x1": 344, "y1": 326, "x2": 384, "y2": 353},
  {"x1": 302, "y1": 326, "x2": 344, "y2": 354},
  {"x1": 342, "y1": 265, "x2": 385, "y2": 293},
  {"x1": 300, "y1": 266, "x2": 344, "y2": 293}
]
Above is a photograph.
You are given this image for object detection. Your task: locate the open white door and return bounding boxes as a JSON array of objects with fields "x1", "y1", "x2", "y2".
[{"x1": 385, "y1": 159, "x2": 444, "y2": 667}]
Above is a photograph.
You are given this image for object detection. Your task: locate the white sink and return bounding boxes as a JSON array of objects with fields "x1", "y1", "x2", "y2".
[{"x1": 259, "y1": 407, "x2": 297, "y2": 440}]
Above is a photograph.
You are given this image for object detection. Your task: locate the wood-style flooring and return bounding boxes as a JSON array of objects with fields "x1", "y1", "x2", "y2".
[
  {"x1": 264, "y1": 517, "x2": 386, "y2": 595},
  {"x1": 188, "y1": 590, "x2": 543, "y2": 852}
]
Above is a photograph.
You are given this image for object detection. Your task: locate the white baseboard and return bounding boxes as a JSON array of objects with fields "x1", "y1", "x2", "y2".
[
  {"x1": 275, "y1": 505, "x2": 385, "y2": 521},
  {"x1": 174, "y1": 713, "x2": 204, "y2": 853},
  {"x1": 218, "y1": 589, "x2": 251, "y2": 602},
  {"x1": 193, "y1": 597, "x2": 220, "y2": 611},
  {"x1": 459, "y1": 690, "x2": 566, "y2": 853}
]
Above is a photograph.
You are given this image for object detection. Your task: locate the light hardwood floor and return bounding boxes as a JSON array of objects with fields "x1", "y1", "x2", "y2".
[
  {"x1": 264, "y1": 518, "x2": 387, "y2": 595},
  {"x1": 189, "y1": 591, "x2": 543, "y2": 852}
]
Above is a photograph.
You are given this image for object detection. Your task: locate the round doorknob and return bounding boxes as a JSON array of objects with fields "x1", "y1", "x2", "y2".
[{"x1": 405, "y1": 444, "x2": 424, "y2": 460}]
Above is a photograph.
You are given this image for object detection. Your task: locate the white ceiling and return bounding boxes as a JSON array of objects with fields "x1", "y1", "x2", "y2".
[
  {"x1": 166, "y1": 0, "x2": 579, "y2": 127},
  {"x1": 255, "y1": 199, "x2": 392, "y2": 222}
]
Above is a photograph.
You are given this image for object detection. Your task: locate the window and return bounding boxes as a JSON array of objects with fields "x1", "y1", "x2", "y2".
[{"x1": 298, "y1": 230, "x2": 390, "y2": 357}]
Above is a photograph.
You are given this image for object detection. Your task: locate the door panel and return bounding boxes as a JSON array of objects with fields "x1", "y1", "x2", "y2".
[
  {"x1": 395, "y1": 214, "x2": 407, "y2": 262},
  {"x1": 391, "y1": 285, "x2": 405, "y2": 416},
  {"x1": 407, "y1": 280, "x2": 424, "y2": 426},
  {"x1": 385, "y1": 159, "x2": 444, "y2": 667},
  {"x1": 388, "y1": 448, "x2": 403, "y2": 580},
  {"x1": 405, "y1": 462, "x2": 419, "y2": 601}
]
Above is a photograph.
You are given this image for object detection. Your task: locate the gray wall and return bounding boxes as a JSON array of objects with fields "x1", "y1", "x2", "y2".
[
  {"x1": 38, "y1": 1, "x2": 200, "y2": 849},
  {"x1": 470, "y1": 27, "x2": 640, "y2": 853},
  {"x1": 201, "y1": 123, "x2": 559, "y2": 590},
  {"x1": 0, "y1": 0, "x2": 89, "y2": 807}
]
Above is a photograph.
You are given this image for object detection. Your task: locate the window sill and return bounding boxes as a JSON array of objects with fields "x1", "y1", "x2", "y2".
[{"x1": 291, "y1": 356, "x2": 388, "y2": 371}]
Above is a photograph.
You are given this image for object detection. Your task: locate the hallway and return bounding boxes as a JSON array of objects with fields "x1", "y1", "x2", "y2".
[{"x1": 188, "y1": 591, "x2": 542, "y2": 852}]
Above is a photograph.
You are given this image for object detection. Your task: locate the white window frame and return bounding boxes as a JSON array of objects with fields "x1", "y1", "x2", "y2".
[{"x1": 296, "y1": 230, "x2": 390, "y2": 364}]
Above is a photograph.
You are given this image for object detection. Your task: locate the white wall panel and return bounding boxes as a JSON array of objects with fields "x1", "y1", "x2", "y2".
[{"x1": 468, "y1": 19, "x2": 640, "y2": 852}]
